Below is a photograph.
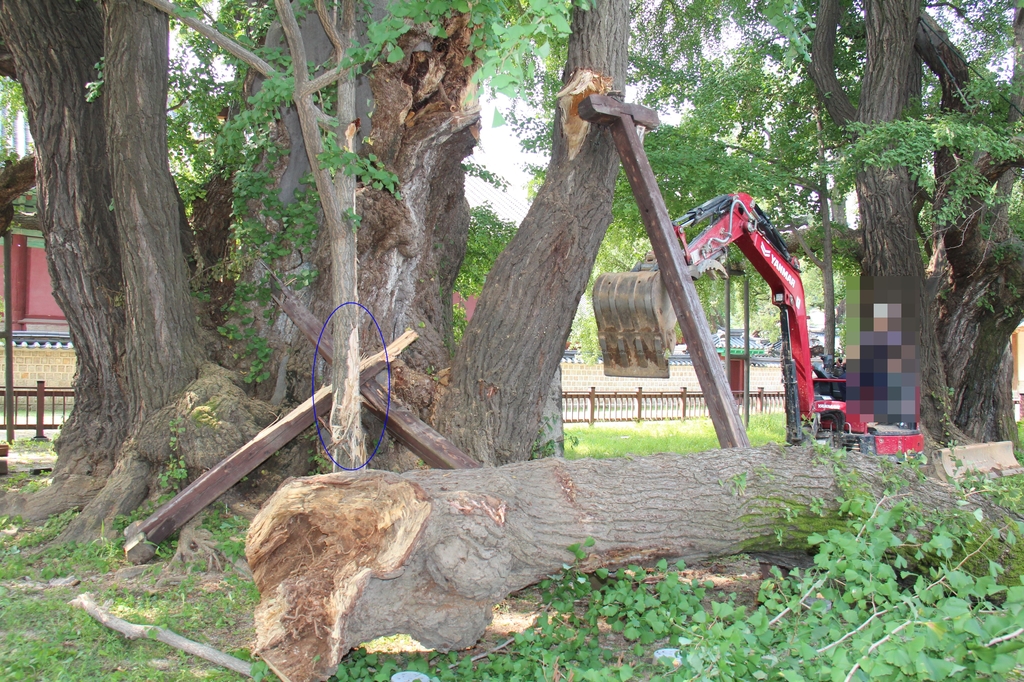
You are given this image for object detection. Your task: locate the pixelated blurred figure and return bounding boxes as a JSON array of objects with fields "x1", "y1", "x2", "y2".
[{"x1": 845, "y1": 276, "x2": 921, "y2": 430}]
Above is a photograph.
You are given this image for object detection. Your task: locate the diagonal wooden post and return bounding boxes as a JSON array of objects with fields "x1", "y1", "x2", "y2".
[{"x1": 579, "y1": 95, "x2": 749, "y2": 449}]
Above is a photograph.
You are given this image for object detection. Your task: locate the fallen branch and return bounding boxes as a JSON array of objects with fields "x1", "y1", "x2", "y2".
[
  {"x1": 69, "y1": 592, "x2": 254, "y2": 677},
  {"x1": 455, "y1": 636, "x2": 516, "y2": 667},
  {"x1": 246, "y1": 444, "x2": 1011, "y2": 682}
]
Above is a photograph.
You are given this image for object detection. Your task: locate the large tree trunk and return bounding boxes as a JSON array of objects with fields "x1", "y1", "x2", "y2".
[
  {"x1": 0, "y1": 0, "x2": 130, "y2": 521},
  {"x1": 104, "y1": 0, "x2": 204, "y2": 422},
  {"x1": 219, "y1": 8, "x2": 480, "y2": 471},
  {"x1": 433, "y1": 0, "x2": 629, "y2": 465},
  {"x1": 809, "y1": 0, "x2": 958, "y2": 443},
  {"x1": 354, "y1": 12, "x2": 479, "y2": 376},
  {"x1": 922, "y1": 10, "x2": 1024, "y2": 445},
  {"x1": 57, "y1": 0, "x2": 208, "y2": 537},
  {"x1": 245, "y1": 444, "x2": 995, "y2": 682}
]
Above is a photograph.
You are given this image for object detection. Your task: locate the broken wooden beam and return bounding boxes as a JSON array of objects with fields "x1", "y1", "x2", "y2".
[
  {"x1": 579, "y1": 95, "x2": 750, "y2": 449},
  {"x1": 123, "y1": 335, "x2": 414, "y2": 564}
]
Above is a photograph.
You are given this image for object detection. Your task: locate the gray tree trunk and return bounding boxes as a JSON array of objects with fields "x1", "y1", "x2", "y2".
[
  {"x1": 245, "y1": 444, "x2": 988, "y2": 682},
  {"x1": 433, "y1": 0, "x2": 629, "y2": 465},
  {"x1": 0, "y1": 0, "x2": 130, "y2": 521}
]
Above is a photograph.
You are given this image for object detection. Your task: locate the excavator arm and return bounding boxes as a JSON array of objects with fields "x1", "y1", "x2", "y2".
[{"x1": 678, "y1": 194, "x2": 814, "y2": 436}]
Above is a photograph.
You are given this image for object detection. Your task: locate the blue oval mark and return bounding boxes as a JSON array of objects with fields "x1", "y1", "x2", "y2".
[{"x1": 311, "y1": 302, "x2": 391, "y2": 471}]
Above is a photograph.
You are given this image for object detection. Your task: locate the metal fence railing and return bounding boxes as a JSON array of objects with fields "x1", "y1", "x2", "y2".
[
  {"x1": 562, "y1": 387, "x2": 787, "y2": 425},
  {"x1": 0, "y1": 381, "x2": 75, "y2": 438}
]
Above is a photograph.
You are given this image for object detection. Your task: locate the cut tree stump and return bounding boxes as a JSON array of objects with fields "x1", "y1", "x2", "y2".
[{"x1": 245, "y1": 444, "x2": 984, "y2": 682}]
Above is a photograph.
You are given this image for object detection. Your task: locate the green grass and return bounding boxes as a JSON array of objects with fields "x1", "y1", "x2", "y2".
[
  {"x1": 565, "y1": 413, "x2": 787, "y2": 459},
  {"x1": 0, "y1": 508, "x2": 265, "y2": 681}
]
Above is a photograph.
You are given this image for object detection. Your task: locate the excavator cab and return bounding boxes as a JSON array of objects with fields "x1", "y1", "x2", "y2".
[{"x1": 593, "y1": 253, "x2": 677, "y2": 378}]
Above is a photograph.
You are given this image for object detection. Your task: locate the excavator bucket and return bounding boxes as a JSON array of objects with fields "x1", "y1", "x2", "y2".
[{"x1": 593, "y1": 268, "x2": 677, "y2": 378}]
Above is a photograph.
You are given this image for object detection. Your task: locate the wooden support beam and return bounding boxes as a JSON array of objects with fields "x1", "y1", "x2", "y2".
[
  {"x1": 579, "y1": 95, "x2": 750, "y2": 449},
  {"x1": 268, "y1": 273, "x2": 334, "y2": 364},
  {"x1": 577, "y1": 94, "x2": 660, "y2": 130},
  {"x1": 360, "y1": 374, "x2": 480, "y2": 470},
  {"x1": 125, "y1": 286, "x2": 477, "y2": 563},
  {"x1": 267, "y1": 278, "x2": 478, "y2": 467},
  {"x1": 124, "y1": 336, "x2": 415, "y2": 564},
  {"x1": 124, "y1": 386, "x2": 335, "y2": 564}
]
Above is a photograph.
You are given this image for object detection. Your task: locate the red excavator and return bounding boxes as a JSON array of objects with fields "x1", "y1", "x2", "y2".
[{"x1": 593, "y1": 192, "x2": 924, "y2": 456}]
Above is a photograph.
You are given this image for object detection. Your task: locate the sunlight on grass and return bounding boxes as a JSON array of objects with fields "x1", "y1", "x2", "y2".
[{"x1": 565, "y1": 413, "x2": 787, "y2": 459}]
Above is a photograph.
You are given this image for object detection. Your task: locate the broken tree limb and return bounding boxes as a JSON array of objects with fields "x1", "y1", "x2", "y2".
[
  {"x1": 123, "y1": 333, "x2": 418, "y2": 564},
  {"x1": 70, "y1": 592, "x2": 256, "y2": 677},
  {"x1": 269, "y1": 275, "x2": 479, "y2": 468},
  {"x1": 578, "y1": 95, "x2": 749, "y2": 450},
  {"x1": 245, "y1": 445, "x2": 986, "y2": 682}
]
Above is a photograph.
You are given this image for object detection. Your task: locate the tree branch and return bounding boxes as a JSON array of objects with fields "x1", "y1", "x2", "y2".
[
  {"x1": 714, "y1": 141, "x2": 825, "y2": 193},
  {"x1": 139, "y1": 0, "x2": 278, "y2": 78},
  {"x1": 808, "y1": 0, "x2": 858, "y2": 126},
  {"x1": 315, "y1": 107, "x2": 340, "y2": 132},
  {"x1": 976, "y1": 142, "x2": 1024, "y2": 184},
  {"x1": 315, "y1": 0, "x2": 345, "y2": 60},
  {"x1": 0, "y1": 155, "x2": 35, "y2": 208},
  {"x1": 0, "y1": 40, "x2": 17, "y2": 80},
  {"x1": 274, "y1": 0, "x2": 309, "y2": 87},
  {"x1": 300, "y1": 65, "x2": 350, "y2": 97},
  {"x1": 70, "y1": 593, "x2": 255, "y2": 677},
  {"x1": 915, "y1": 11, "x2": 969, "y2": 112},
  {"x1": 781, "y1": 222, "x2": 826, "y2": 270}
]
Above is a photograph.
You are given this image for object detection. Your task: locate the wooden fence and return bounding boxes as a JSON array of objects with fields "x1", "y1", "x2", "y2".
[
  {"x1": 0, "y1": 380, "x2": 75, "y2": 438},
  {"x1": 563, "y1": 387, "x2": 787, "y2": 425}
]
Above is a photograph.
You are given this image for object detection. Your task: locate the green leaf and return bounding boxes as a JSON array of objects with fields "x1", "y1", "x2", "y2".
[
  {"x1": 492, "y1": 108, "x2": 506, "y2": 127},
  {"x1": 549, "y1": 12, "x2": 570, "y2": 34},
  {"x1": 387, "y1": 46, "x2": 405, "y2": 63}
]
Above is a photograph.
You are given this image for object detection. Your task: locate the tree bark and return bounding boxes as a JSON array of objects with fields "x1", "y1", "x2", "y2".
[
  {"x1": 245, "y1": 444, "x2": 994, "y2": 682},
  {"x1": 0, "y1": 0, "x2": 131, "y2": 521},
  {"x1": 50, "y1": 0, "x2": 210, "y2": 537},
  {"x1": 921, "y1": 9, "x2": 1024, "y2": 445},
  {"x1": 809, "y1": 0, "x2": 957, "y2": 443},
  {"x1": 104, "y1": 0, "x2": 204, "y2": 423},
  {"x1": 433, "y1": 0, "x2": 629, "y2": 465}
]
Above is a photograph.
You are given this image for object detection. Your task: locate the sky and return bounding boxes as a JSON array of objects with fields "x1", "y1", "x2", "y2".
[
  {"x1": 470, "y1": 94, "x2": 548, "y2": 204},
  {"x1": 472, "y1": 88, "x2": 684, "y2": 204}
]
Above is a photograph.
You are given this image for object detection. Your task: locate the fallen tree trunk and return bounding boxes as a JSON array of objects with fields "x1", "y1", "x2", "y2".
[{"x1": 245, "y1": 445, "x2": 997, "y2": 682}]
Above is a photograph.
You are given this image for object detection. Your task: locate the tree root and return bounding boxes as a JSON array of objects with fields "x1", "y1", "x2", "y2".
[
  {"x1": 58, "y1": 452, "x2": 151, "y2": 540},
  {"x1": 0, "y1": 472, "x2": 105, "y2": 522},
  {"x1": 171, "y1": 514, "x2": 227, "y2": 572}
]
